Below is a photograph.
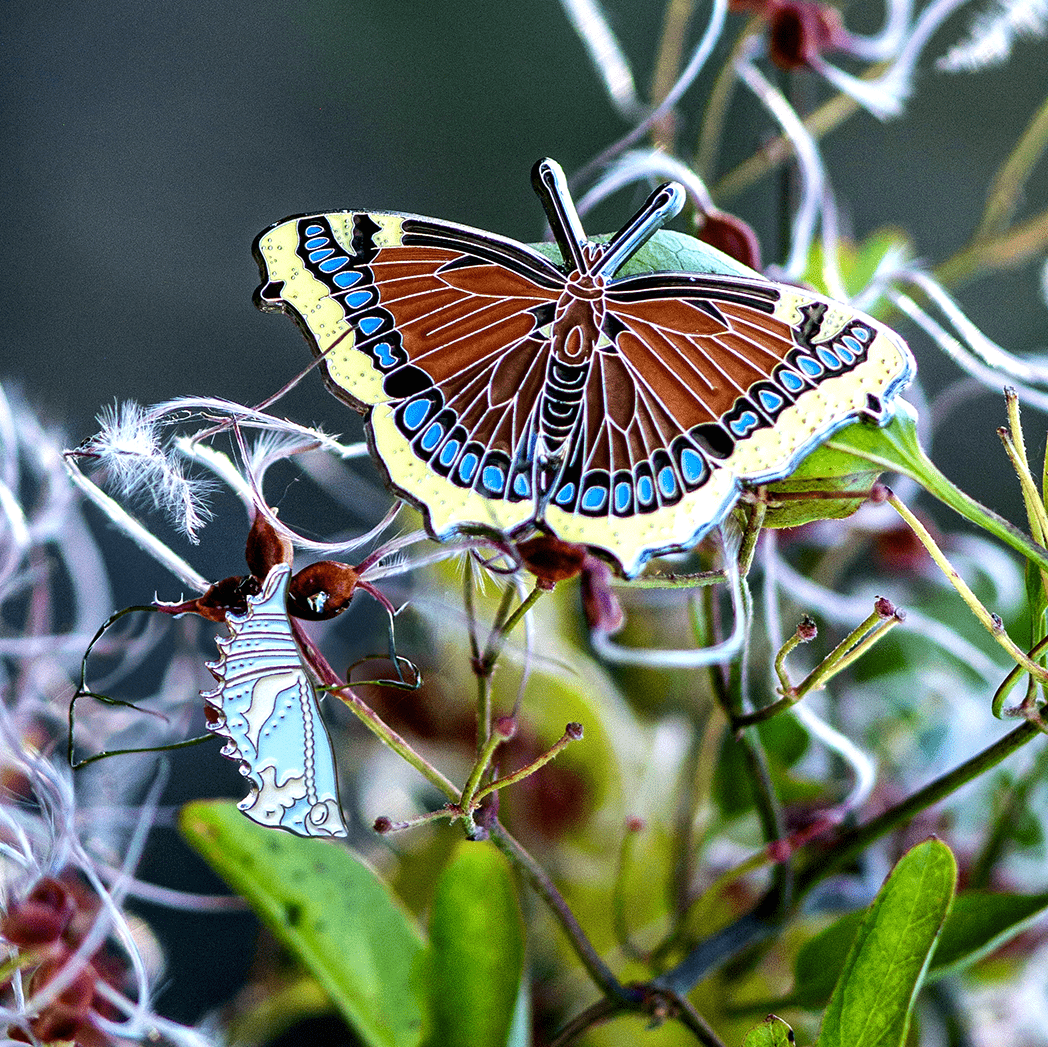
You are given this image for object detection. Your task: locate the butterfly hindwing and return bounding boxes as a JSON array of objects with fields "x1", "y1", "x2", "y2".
[{"x1": 254, "y1": 160, "x2": 915, "y2": 576}]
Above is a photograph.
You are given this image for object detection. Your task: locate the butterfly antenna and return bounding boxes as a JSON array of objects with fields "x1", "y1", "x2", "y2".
[
  {"x1": 595, "y1": 182, "x2": 686, "y2": 279},
  {"x1": 531, "y1": 158, "x2": 590, "y2": 274}
]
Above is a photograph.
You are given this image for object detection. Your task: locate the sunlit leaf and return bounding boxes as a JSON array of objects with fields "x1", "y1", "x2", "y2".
[
  {"x1": 825, "y1": 405, "x2": 1048, "y2": 574},
  {"x1": 532, "y1": 228, "x2": 759, "y2": 279},
  {"x1": 815, "y1": 839, "x2": 956, "y2": 1047},
  {"x1": 424, "y1": 841, "x2": 525, "y2": 1047},
  {"x1": 781, "y1": 886, "x2": 1048, "y2": 1012},
  {"x1": 802, "y1": 228, "x2": 913, "y2": 307},
  {"x1": 743, "y1": 1014, "x2": 796, "y2": 1046},
  {"x1": 180, "y1": 800, "x2": 425, "y2": 1047}
]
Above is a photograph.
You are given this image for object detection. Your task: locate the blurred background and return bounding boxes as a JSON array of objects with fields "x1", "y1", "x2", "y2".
[{"x1": 4, "y1": 0, "x2": 1048, "y2": 1028}]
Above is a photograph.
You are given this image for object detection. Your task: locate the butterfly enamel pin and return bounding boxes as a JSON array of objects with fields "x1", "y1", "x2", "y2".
[{"x1": 253, "y1": 158, "x2": 914, "y2": 577}]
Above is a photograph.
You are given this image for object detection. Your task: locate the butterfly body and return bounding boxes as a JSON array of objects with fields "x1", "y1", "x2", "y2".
[{"x1": 255, "y1": 159, "x2": 914, "y2": 576}]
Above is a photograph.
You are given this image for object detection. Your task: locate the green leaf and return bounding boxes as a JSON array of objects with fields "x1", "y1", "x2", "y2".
[
  {"x1": 925, "y1": 889, "x2": 1048, "y2": 978},
  {"x1": 425, "y1": 841, "x2": 526, "y2": 1047},
  {"x1": 713, "y1": 714, "x2": 816, "y2": 818},
  {"x1": 824, "y1": 404, "x2": 1048, "y2": 575},
  {"x1": 743, "y1": 1014, "x2": 796, "y2": 1046},
  {"x1": 815, "y1": 839, "x2": 957, "y2": 1047},
  {"x1": 531, "y1": 228, "x2": 760, "y2": 279},
  {"x1": 790, "y1": 911, "x2": 866, "y2": 1009},
  {"x1": 180, "y1": 800, "x2": 425, "y2": 1047},
  {"x1": 751, "y1": 468, "x2": 884, "y2": 529},
  {"x1": 802, "y1": 228, "x2": 913, "y2": 308},
  {"x1": 784, "y1": 887, "x2": 1048, "y2": 1012}
]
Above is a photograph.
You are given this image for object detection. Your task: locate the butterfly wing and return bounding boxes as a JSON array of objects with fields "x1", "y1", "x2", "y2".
[
  {"x1": 541, "y1": 272, "x2": 914, "y2": 573},
  {"x1": 256, "y1": 208, "x2": 913, "y2": 577},
  {"x1": 254, "y1": 211, "x2": 565, "y2": 538}
]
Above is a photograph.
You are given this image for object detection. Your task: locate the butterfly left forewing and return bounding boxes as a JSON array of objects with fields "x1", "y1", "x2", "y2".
[{"x1": 255, "y1": 210, "x2": 567, "y2": 540}]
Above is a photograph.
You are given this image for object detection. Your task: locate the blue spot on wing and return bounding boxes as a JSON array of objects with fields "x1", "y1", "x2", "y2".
[
  {"x1": 841, "y1": 335, "x2": 862, "y2": 358},
  {"x1": 679, "y1": 448, "x2": 706, "y2": 484},
  {"x1": 402, "y1": 400, "x2": 431, "y2": 432},
  {"x1": 439, "y1": 439, "x2": 461, "y2": 466},
  {"x1": 482, "y1": 465, "x2": 506, "y2": 494},
  {"x1": 657, "y1": 467, "x2": 677, "y2": 498},
  {"x1": 457, "y1": 453, "x2": 479, "y2": 484},
  {"x1": 816, "y1": 346, "x2": 842, "y2": 369},
  {"x1": 581, "y1": 486, "x2": 607, "y2": 511},
  {"x1": 758, "y1": 389, "x2": 785, "y2": 412},
  {"x1": 729, "y1": 411, "x2": 760, "y2": 437},
  {"x1": 614, "y1": 481, "x2": 632, "y2": 512},
  {"x1": 359, "y1": 316, "x2": 383, "y2": 336},
  {"x1": 309, "y1": 248, "x2": 334, "y2": 263},
  {"x1": 420, "y1": 424, "x2": 444, "y2": 452},
  {"x1": 319, "y1": 256, "x2": 348, "y2": 273},
  {"x1": 333, "y1": 270, "x2": 362, "y2": 289},
  {"x1": 373, "y1": 343, "x2": 396, "y2": 368},
  {"x1": 304, "y1": 236, "x2": 329, "y2": 250},
  {"x1": 304, "y1": 224, "x2": 324, "y2": 237}
]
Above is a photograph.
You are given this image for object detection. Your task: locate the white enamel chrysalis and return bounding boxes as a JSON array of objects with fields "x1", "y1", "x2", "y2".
[{"x1": 203, "y1": 562, "x2": 348, "y2": 838}]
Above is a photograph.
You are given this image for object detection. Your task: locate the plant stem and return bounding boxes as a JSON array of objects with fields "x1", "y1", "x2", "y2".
[
  {"x1": 489, "y1": 821, "x2": 634, "y2": 1005},
  {"x1": 473, "y1": 724, "x2": 581, "y2": 803},
  {"x1": 794, "y1": 720, "x2": 1041, "y2": 896},
  {"x1": 293, "y1": 620, "x2": 460, "y2": 801},
  {"x1": 826, "y1": 418, "x2": 1048, "y2": 577},
  {"x1": 887, "y1": 492, "x2": 1048, "y2": 685}
]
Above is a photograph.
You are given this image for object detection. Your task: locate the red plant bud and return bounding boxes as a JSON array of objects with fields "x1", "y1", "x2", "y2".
[
  {"x1": 158, "y1": 574, "x2": 259, "y2": 622},
  {"x1": 697, "y1": 210, "x2": 763, "y2": 271},
  {"x1": 874, "y1": 595, "x2": 896, "y2": 619},
  {"x1": 565, "y1": 722, "x2": 584, "y2": 741},
  {"x1": 516, "y1": 535, "x2": 590, "y2": 587},
  {"x1": 580, "y1": 559, "x2": 625, "y2": 633},
  {"x1": 625, "y1": 815, "x2": 645, "y2": 833},
  {"x1": 767, "y1": 0, "x2": 843, "y2": 68},
  {"x1": 373, "y1": 816, "x2": 393, "y2": 834},
  {"x1": 244, "y1": 512, "x2": 293, "y2": 578},
  {"x1": 495, "y1": 716, "x2": 517, "y2": 740},
  {"x1": 1, "y1": 878, "x2": 75, "y2": 947},
  {"x1": 287, "y1": 560, "x2": 360, "y2": 620},
  {"x1": 874, "y1": 520, "x2": 934, "y2": 574},
  {"x1": 29, "y1": 957, "x2": 97, "y2": 1010},
  {"x1": 797, "y1": 615, "x2": 818, "y2": 641}
]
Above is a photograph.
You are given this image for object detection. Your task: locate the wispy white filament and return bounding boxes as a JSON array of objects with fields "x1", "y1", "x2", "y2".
[
  {"x1": 592, "y1": 542, "x2": 747, "y2": 667},
  {"x1": 938, "y1": 0, "x2": 1048, "y2": 69},
  {"x1": 557, "y1": 0, "x2": 643, "y2": 119}
]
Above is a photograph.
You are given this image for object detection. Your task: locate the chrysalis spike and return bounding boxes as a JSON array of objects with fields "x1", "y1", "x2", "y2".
[
  {"x1": 531, "y1": 157, "x2": 590, "y2": 275},
  {"x1": 595, "y1": 182, "x2": 686, "y2": 279}
]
